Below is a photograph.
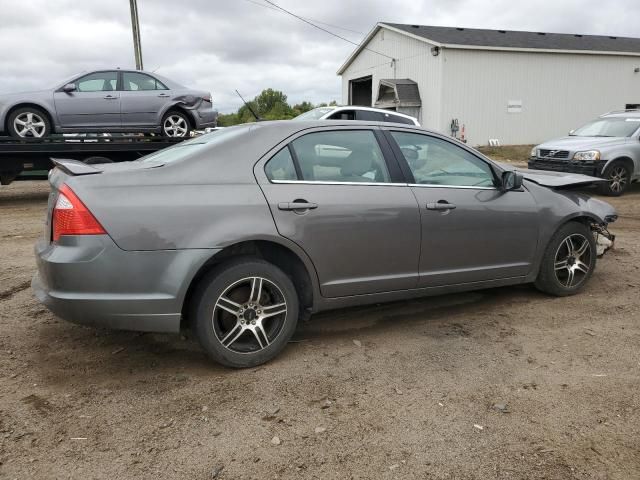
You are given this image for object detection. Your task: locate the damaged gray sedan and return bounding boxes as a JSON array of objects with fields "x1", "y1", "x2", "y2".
[
  {"x1": 0, "y1": 69, "x2": 217, "y2": 138},
  {"x1": 33, "y1": 121, "x2": 617, "y2": 368}
]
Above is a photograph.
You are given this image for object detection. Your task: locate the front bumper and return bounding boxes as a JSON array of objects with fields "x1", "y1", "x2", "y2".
[
  {"x1": 528, "y1": 158, "x2": 606, "y2": 177},
  {"x1": 32, "y1": 235, "x2": 217, "y2": 333}
]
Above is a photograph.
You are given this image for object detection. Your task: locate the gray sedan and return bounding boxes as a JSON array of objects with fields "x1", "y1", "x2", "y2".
[
  {"x1": 33, "y1": 121, "x2": 617, "y2": 367},
  {"x1": 0, "y1": 69, "x2": 217, "y2": 138}
]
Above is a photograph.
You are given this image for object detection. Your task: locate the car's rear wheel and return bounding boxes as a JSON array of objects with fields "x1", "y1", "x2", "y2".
[
  {"x1": 8, "y1": 107, "x2": 51, "y2": 138},
  {"x1": 161, "y1": 111, "x2": 191, "y2": 137},
  {"x1": 599, "y1": 161, "x2": 631, "y2": 196},
  {"x1": 192, "y1": 258, "x2": 299, "y2": 368},
  {"x1": 534, "y1": 222, "x2": 596, "y2": 296}
]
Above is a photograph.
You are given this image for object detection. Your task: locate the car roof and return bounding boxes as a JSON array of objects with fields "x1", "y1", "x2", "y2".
[{"x1": 601, "y1": 110, "x2": 640, "y2": 118}]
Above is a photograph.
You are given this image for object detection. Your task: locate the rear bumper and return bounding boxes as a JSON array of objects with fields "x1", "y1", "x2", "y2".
[
  {"x1": 528, "y1": 158, "x2": 606, "y2": 177},
  {"x1": 193, "y1": 108, "x2": 218, "y2": 129},
  {"x1": 32, "y1": 235, "x2": 218, "y2": 333}
]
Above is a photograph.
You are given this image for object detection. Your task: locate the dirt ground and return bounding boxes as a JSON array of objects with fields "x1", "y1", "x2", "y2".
[{"x1": 1, "y1": 179, "x2": 639, "y2": 480}]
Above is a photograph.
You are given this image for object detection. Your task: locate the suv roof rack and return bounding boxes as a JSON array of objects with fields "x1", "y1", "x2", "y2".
[{"x1": 600, "y1": 108, "x2": 640, "y2": 117}]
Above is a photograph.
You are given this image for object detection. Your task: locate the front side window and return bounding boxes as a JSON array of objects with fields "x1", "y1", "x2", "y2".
[
  {"x1": 265, "y1": 147, "x2": 297, "y2": 181},
  {"x1": 391, "y1": 132, "x2": 495, "y2": 188},
  {"x1": 76, "y1": 72, "x2": 118, "y2": 92},
  {"x1": 123, "y1": 72, "x2": 167, "y2": 91},
  {"x1": 290, "y1": 130, "x2": 391, "y2": 183}
]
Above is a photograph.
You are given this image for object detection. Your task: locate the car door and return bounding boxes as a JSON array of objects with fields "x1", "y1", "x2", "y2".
[
  {"x1": 255, "y1": 127, "x2": 421, "y2": 297},
  {"x1": 119, "y1": 71, "x2": 171, "y2": 127},
  {"x1": 384, "y1": 129, "x2": 540, "y2": 287},
  {"x1": 53, "y1": 71, "x2": 120, "y2": 128}
]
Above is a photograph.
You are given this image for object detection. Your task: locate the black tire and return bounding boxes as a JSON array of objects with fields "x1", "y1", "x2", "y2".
[
  {"x1": 161, "y1": 110, "x2": 191, "y2": 138},
  {"x1": 598, "y1": 161, "x2": 631, "y2": 196},
  {"x1": 534, "y1": 222, "x2": 597, "y2": 297},
  {"x1": 83, "y1": 156, "x2": 113, "y2": 165},
  {"x1": 192, "y1": 258, "x2": 299, "y2": 368},
  {"x1": 7, "y1": 106, "x2": 51, "y2": 138}
]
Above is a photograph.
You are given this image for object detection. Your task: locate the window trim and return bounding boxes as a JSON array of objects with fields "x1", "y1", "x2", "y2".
[
  {"x1": 382, "y1": 128, "x2": 501, "y2": 189},
  {"x1": 263, "y1": 128, "x2": 403, "y2": 185}
]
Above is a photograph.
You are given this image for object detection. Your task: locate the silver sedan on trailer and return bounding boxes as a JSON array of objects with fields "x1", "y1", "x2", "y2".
[
  {"x1": 0, "y1": 69, "x2": 218, "y2": 138},
  {"x1": 33, "y1": 120, "x2": 617, "y2": 368}
]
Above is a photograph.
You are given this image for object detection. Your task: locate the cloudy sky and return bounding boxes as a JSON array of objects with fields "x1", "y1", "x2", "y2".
[{"x1": 0, "y1": 0, "x2": 637, "y2": 112}]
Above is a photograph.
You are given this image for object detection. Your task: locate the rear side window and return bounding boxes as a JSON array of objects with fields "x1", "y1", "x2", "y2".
[
  {"x1": 385, "y1": 114, "x2": 416, "y2": 125},
  {"x1": 327, "y1": 110, "x2": 355, "y2": 120},
  {"x1": 265, "y1": 147, "x2": 297, "y2": 181},
  {"x1": 355, "y1": 110, "x2": 385, "y2": 121},
  {"x1": 289, "y1": 130, "x2": 391, "y2": 183},
  {"x1": 123, "y1": 72, "x2": 168, "y2": 91}
]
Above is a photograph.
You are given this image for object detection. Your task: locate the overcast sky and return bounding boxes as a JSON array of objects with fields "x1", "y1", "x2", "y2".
[{"x1": 0, "y1": 0, "x2": 638, "y2": 113}]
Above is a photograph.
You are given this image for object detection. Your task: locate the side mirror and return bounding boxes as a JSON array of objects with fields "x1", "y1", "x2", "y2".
[
  {"x1": 568, "y1": 129, "x2": 575, "y2": 135},
  {"x1": 501, "y1": 170, "x2": 523, "y2": 191},
  {"x1": 63, "y1": 83, "x2": 76, "y2": 92}
]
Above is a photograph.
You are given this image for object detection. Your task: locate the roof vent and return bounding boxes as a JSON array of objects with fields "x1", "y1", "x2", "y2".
[
  {"x1": 456, "y1": 27, "x2": 464, "y2": 31},
  {"x1": 609, "y1": 36, "x2": 617, "y2": 39},
  {"x1": 574, "y1": 34, "x2": 583, "y2": 37},
  {"x1": 537, "y1": 32, "x2": 546, "y2": 35},
  {"x1": 498, "y1": 30, "x2": 506, "y2": 33}
]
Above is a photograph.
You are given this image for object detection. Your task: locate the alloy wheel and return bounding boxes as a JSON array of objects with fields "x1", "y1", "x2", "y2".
[
  {"x1": 554, "y1": 233, "x2": 592, "y2": 288},
  {"x1": 163, "y1": 115, "x2": 188, "y2": 137},
  {"x1": 212, "y1": 277, "x2": 287, "y2": 353},
  {"x1": 608, "y1": 166, "x2": 628, "y2": 194},
  {"x1": 13, "y1": 112, "x2": 47, "y2": 138}
]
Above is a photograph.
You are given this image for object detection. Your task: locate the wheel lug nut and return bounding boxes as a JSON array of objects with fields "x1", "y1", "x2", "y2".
[{"x1": 251, "y1": 320, "x2": 256, "y2": 325}]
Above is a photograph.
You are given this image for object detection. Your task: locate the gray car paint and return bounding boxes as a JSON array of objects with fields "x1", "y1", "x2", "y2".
[
  {"x1": 0, "y1": 69, "x2": 217, "y2": 134},
  {"x1": 33, "y1": 120, "x2": 617, "y2": 334}
]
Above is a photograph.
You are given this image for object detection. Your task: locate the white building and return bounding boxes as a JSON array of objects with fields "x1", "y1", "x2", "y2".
[{"x1": 338, "y1": 23, "x2": 640, "y2": 145}]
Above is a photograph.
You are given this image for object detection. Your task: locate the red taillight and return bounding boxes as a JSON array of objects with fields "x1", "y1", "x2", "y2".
[{"x1": 52, "y1": 184, "x2": 106, "y2": 241}]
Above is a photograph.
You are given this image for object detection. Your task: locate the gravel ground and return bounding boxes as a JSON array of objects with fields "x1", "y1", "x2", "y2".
[{"x1": 1, "y1": 180, "x2": 639, "y2": 480}]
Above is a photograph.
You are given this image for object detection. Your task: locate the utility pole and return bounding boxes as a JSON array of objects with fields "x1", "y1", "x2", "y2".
[{"x1": 129, "y1": 0, "x2": 143, "y2": 70}]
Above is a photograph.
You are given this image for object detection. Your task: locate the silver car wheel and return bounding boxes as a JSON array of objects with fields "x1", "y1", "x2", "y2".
[
  {"x1": 608, "y1": 166, "x2": 628, "y2": 193},
  {"x1": 212, "y1": 277, "x2": 287, "y2": 354},
  {"x1": 13, "y1": 112, "x2": 47, "y2": 138},
  {"x1": 554, "y1": 233, "x2": 592, "y2": 288},
  {"x1": 163, "y1": 114, "x2": 188, "y2": 137}
]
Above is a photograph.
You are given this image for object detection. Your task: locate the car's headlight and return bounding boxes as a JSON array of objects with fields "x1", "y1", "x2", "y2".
[
  {"x1": 573, "y1": 150, "x2": 600, "y2": 161},
  {"x1": 530, "y1": 147, "x2": 537, "y2": 157}
]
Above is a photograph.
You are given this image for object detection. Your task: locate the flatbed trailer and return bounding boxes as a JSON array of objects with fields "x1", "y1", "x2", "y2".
[{"x1": 0, "y1": 135, "x2": 186, "y2": 185}]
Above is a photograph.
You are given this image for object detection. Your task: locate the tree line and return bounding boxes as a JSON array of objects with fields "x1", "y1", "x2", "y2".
[{"x1": 217, "y1": 88, "x2": 337, "y2": 126}]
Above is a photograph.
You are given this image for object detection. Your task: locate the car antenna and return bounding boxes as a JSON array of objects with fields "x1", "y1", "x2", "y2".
[{"x1": 235, "y1": 89, "x2": 263, "y2": 121}]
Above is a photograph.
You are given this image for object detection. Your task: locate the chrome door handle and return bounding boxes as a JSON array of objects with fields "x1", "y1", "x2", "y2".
[
  {"x1": 426, "y1": 201, "x2": 456, "y2": 211},
  {"x1": 103, "y1": 95, "x2": 117, "y2": 100},
  {"x1": 157, "y1": 93, "x2": 170, "y2": 98},
  {"x1": 278, "y1": 202, "x2": 318, "y2": 211}
]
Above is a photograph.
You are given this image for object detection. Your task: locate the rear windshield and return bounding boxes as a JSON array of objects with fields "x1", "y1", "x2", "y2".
[
  {"x1": 139, "y1": 126, "x2": 251, "y2": 164},
  {"x1": 571, "y1": 117, "x2": 640, "y2": 137}
]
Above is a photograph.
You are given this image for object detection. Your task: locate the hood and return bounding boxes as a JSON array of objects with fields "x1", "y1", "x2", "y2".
[
  {"x1": 537, "y1": 136, "x2": 626, "y2": 150},
  {"x1": 497, "y1": 162, "x2": 605, "y2": 188}
]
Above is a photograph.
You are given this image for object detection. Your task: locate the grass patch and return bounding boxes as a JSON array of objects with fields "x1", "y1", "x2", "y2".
[{"x1": 476, "y1": 145, "x2": 533, "y2": 165}]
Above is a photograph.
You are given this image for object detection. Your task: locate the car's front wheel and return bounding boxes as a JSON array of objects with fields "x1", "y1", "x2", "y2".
[
  {"x1": 599, "y1": 161, "x2": 631, "y2": 196},
  {"x1": 534, "y1": 222, "x2": 596, "y2": 296},
  {"x1": 161, "y1": 111, "x2": 191, "y2": 137},
  {"x1": 192, "y1": 258, "x2": 299, "y2": 368},
  {"x1": 8, "y1": 107, "x2": 51, "y2": 138}
]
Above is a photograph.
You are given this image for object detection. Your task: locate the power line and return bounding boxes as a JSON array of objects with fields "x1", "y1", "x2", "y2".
[
  {"x1": 259, "y1": 0, "x2": 395, "y2": 61},
  {"x1": 242, "y1": 0, "x2": 364, "y2": 35}
]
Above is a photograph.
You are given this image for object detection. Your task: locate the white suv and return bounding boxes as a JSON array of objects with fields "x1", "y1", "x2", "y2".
[{"x1": 293, "y1": 106, "x2": 419, "y2": 126}]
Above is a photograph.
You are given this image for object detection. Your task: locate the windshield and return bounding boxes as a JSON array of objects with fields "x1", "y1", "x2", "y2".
[
  {"x1": 571, "y1": 117, "x2": 640, "y2": 137},
  {"x1": 139, "y1": 125, "x2": 252, "y2": 164},
  {"x1": 293, "y1": 107, "x2": 336, "y2": 121}
]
